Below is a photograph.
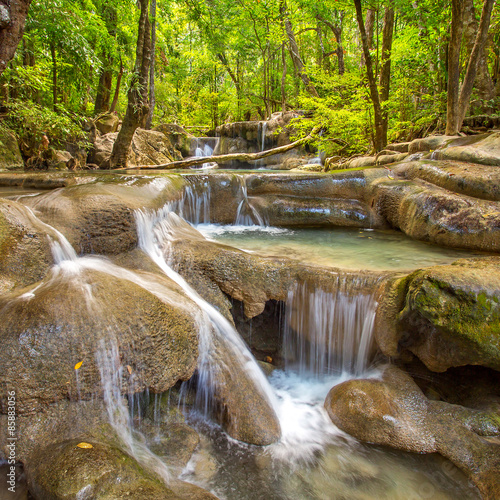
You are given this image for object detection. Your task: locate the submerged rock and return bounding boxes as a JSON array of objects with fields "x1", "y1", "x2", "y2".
[{"x1": 325, "y1": 366, "x2": 500, "y2": 499}]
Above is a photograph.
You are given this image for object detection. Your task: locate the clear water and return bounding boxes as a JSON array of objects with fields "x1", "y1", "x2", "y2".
[
  {"x1": 197, "y1": 224, "x2": 483, "y2": 271},
  {"x1": 180, "y1": 370, "x2": 479, "y2": 500}
]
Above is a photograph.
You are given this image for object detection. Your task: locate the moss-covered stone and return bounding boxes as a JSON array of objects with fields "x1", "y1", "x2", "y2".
[{"x1": 398, "y1": 257, "x2": 500, "y2": 371}]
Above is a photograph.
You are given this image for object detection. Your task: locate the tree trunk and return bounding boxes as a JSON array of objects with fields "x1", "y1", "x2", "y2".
[
  {"x1": 456, "y1": 0, "x2": 496, "y2": 127},
  {"x1": 280, "y1": 0, "x2": 319, "y2": 97},
  {"x1": 360, "y1": 8, "x2": 375, "y2": 67},
  {"x1": 109, "y1": 0, "x2": 151, "y2": 168},
  {"x1": 110, "y1": 56, "x2": 123, "y2": 113},
  {"x1": 50, "y1": 42, "x2": 57, "y2": 112},
  {"x1": 354, "y1": 0, "x2": 385, "y2": 152},
  {"x1": 145, "y1": 0, "x2": 156, "y2": 129},
  {"x1": 94, "y1": 58, "x2": 113, "y2": 114},
  {"x1": 463, "y1": 0, "x2": 495, "y2": 111},
  {"x1": 122, "y1": 129, "x2": 318, "y2": 170},
  {"x1": 379, "y1": 6, "x2": 395, "y2": 146},
  {"x1": 446, "y1": 0, "x2": 465, "y2": 135},
  {"x1": 0, "y1": 0, "x2": 32, "y2": 77},
  {"x1": 281, "y1": 42, "x2": 287, "y2": 112}
]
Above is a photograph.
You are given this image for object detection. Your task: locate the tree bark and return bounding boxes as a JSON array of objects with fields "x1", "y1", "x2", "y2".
[
  {"x1": 446, "y1": 0, "x2": 465, "y2": 135},
  {"x1": 145, "y1": 0, "x2": 156, "y2": 129},
  {"x1": 463, "y1": 0, "x2": 495, "y2": 110},
  {"x1": 109, "y1": 0, "x2": 151, "y2": 168},
  {"x1": 94, "y1": 57, "x2": 113, "y2": 114},
  {"x1": 379, "y1": 6, "x2": 395, "y2": 145},
  {"x1": 110, "y1": 56, "x2": 123, "y2": 113},
  {"x1": 360, "y1": 8, "x2": 375, "y2": 67},
  {"x1": 50, "y1": 42, "x2": 57, "y2": 112},
  {"x1": 122, "y1": 130, "x2": 318, "y2": 170},
  {"x1": 0, "y1": 0, "x2": 32, "y2": 77},
  {"x1": 354, "y1": 0, "x2": 385, "y2": 151},
  {"x1": 280, "y1": 0, "x2": 319, "y2": 97},
  {"x1": 456, "y1": 0, "x2": 496, "y2": 128}
]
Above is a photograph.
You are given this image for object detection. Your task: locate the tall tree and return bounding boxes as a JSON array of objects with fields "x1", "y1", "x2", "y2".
[
  {"x1": 354, "y1": 0, "x2": 394, "y2": 151},
  {"x1": 0, "y1": 0, "x2": 32, "y2": 77},
  {"x1": 109, "y1": 0, "x2": 152, "y2": 168},
  {"x1": 145, "y1": 0, "x2": 156, "y2": 129}
]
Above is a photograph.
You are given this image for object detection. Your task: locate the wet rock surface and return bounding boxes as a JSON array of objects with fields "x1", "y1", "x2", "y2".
[
  {"x1": 0, "y1": 128, "x2": 24, "y2": 170},
  {"x1": 0, "y1": 198, "x2": 53, "y2": 294},
  {"x1": 325, "y1": 366, "x2": 500, "y2": 499},
  {"x1": 26, "y1": 438, "x2": 182, "y2": 499},
  {"x1": 0, "y1": 268, "x2": 199, "y2": 414}
]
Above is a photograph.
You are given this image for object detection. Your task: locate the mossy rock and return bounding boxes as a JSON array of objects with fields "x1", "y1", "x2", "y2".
[
  {"x1": 399, "y1": 257, "x2": 500, "y2": 372},
  {"x1": 26, "y1": 439, "x2": 181, "y2": 499},
  {"x1": 0, "y1": 128, "x2": 23, "y2": 170}
]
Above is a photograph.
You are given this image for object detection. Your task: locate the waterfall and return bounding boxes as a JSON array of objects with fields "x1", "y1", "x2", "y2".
[
  {"x1": 283, "y1": 277, "x2": 379, "y2": 376},
  {"x1": 193, "y1": 138, "x2": 217, "y2": 169},
  {"x1": 135, "y1": 208, "x2": 280, "y2": 420},
  {"x1": 170, "y1": 176, "x2": 211, "y2": 225},
  {"x1": 234, "y1": 175, "x2": 266, "y2": 226}
]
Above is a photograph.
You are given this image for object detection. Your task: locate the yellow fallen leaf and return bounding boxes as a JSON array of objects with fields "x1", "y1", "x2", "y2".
[
  {"x1": 126, "y1": 365, "x2": 133, "y2": 375},
  {"x1": 388, "y1": 175, "x2": 394, "y2": 180},
  {"x1": 76, "y1": 442, "x2": 93, "y2": 449},
  {"x1": 74, "y1": 361, "x2": 83, "y2": 370}
]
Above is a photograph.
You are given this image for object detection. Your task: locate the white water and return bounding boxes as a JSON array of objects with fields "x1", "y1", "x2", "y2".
[
  {"x1": 194, "y1": 138, "x2": 216, "y2": 169},
  {"x1": 284, "y1": 280, "x2": 379, "y2": 376},
  {"x1": 234, "y1": 175, "x2": 266, "y2": 226},
  {"x1": 135, "y1": 207, "x2": 280, "y2": 417}
]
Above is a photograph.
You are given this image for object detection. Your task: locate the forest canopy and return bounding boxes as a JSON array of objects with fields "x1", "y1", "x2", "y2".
[{"x1": 0, "y1": 0, "x2": 499, "y2": 157}]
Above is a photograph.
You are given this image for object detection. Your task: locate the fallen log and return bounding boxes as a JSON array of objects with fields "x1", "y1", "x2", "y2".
[{"x1": 118, "y1": 129, "x2": 318, "y2": 170}]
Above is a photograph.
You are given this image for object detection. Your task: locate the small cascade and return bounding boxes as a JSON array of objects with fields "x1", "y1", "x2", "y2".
[
  {"x1": 234, "y1": 175, "x2": 266, "y2": 226},
  {"x1": 135, "y1": 207, "x2": 280, "y2": 422},
  {"x1": 170, "y1": 176, "x2": 211, "y2": 225},
  {"x1": 283, "y1": 277, "x2": 379, "y2": 376},
  {"x1": 191, "y1": 137, "x2": 219, "y2": 169}
]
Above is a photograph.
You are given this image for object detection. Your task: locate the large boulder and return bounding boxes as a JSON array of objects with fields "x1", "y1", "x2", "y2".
[
  {"x1": 94, "y1": 112, "x2": 120, "y2": 135},
  {"x1": 0, "y1": 128, "x2": 23, "y2": 170},
  {"x1": 394, "y1": 160, "x2": 500, "y2": 202},
  {"x1": 375, "y1": 257, "x2": 500, "y2": 372},
  {"x1": 370, "y1": 176, "x2": 500, "y2": 252},
  {"x1": 434, "y1": 132, "x2": 500, "y2": 166},
  {"x1": 325, "y1": 366, "x2": 500, "y2": 499},
  {"x1": 27, "y1": 439, "x2": 182, "y2": 499},
  {"x1": 0, "y1": 267, "x2": 199, "y2": 414},
  {"x1": 0, "y1": 198, "x2": 53, "y2": 294},
  {"x1": 400, "y1": 257, "x2": 500, "y2": 372},
  {"x1": 153, "y1": 123, "x2": 194, "y2": 157},
  {"x1": 92, "y1": 128, "x2": 180, "y2": 168}
]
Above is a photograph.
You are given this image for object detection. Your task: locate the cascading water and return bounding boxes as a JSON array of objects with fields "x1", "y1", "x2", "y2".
[
  {"x1": 283, "y1": 278, "x2": 379, "y2": 376},
  {"x1": 134, "y1": 207, "x2": 280, "y2": 423},
  {"x1": 234, "y1": 175, "x2": 266, "y2": 226}
]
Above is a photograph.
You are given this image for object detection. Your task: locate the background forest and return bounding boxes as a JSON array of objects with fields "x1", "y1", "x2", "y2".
[{"x1": 0, "y1": 0, "x2": 499, "y2": 158}]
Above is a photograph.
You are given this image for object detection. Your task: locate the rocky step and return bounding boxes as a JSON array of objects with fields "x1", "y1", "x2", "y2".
[{"x1": 393, "y1": 160, "x2": 500, "y2": 202}]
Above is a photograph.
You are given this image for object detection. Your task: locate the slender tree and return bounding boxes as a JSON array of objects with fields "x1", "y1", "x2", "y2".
[
  {"x1": 109, "y1": 0, "x2": 152, "y2": 168},
  {"x1": 145, "y1": 0, "x2": 156, "y2": 129}
]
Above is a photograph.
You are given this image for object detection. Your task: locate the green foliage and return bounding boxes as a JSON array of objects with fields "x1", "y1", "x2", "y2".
[{"x1": 2, "y1": 100, "x2": 89, "y2": 157}]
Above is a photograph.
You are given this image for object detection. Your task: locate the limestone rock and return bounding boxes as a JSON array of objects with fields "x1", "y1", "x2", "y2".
[
  {"x1": 26, "y1": 439, "x2": 182, "y2": 499},
  {"x1": 0, "y1": 198, "x2": 52, "y2": 294},
  {"x1": 399, "y1": 257, "x2": 500, "y2": 372},
  {"x1": 434, "y1": 132, "x2": 500, "y2": 166},
  {"x1": 92, "y1": 128, "x2": 179, "y2": 168},
  {"x1": 0, "y1": 128, "x2": 23, "y2": 170},
  {"x1": 408, "y1": 135, "x2": 458, "y2": 154},
  {"x1": 154, "y1": 123, "x2": 194, "y2": 157},
  {"x1": 371, "y1": 176, "x2": 500, "y2": 252},
  {"x1": 0, "y1": 268, "x2": 199, "y2": 414},
  {"x1": 325, "y1": 366, "x2": 500, "y2": 498},
  {"x1": 95, "y1": 112, "x2": 120, "y2": 135}
]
